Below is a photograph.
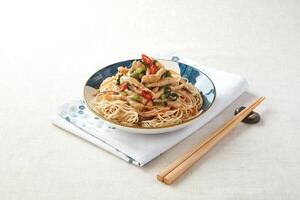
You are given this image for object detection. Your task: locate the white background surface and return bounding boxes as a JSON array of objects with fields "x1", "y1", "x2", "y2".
[{"x1": 0, "y1": 0, "x2": 299, "y2": 199}]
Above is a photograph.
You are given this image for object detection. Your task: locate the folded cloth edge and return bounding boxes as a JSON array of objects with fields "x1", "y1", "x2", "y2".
[{"x1": 52, "y1": 114, "x2": 142, "y2": 165}]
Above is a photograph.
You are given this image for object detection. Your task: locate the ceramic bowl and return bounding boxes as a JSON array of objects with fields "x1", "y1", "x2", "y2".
[{"x1": 84, "y1": 59, "x2": 216, "y2": 134}]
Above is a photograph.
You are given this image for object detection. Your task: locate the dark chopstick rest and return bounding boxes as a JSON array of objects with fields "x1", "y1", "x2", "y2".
[{"x1": 234, "y1": 106, "x2": 261, "y2": 124}]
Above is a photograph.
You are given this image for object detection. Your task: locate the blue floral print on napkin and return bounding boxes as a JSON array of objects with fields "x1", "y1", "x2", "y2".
[{"x1": 58, "y1": 99, "x2": 141, "y2": 166}]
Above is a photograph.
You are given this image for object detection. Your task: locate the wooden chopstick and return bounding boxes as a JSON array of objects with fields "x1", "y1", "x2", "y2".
[
  {"x1": 157, "y1": 97, "x2": 265, "y2": 185},
  {"x1": 156, "y1": 97, "x2": 263, "y2": 181}
]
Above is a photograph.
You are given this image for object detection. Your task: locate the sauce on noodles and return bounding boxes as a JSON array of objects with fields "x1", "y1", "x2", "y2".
[{"x1": 93, "y1": 54, "x2": 203, "y2": 128}]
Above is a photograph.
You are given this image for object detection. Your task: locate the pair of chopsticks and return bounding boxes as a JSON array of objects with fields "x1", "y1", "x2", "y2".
[{"x1": 157, "y1": 97, "x2": 265, "y2": 185}]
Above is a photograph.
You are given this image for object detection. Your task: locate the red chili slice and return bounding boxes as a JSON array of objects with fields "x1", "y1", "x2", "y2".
[
  {"x1": 141, "y1": 90, "x2": 152, "y2": 101},
  {"x1": 120, "y1": 83, "x2": 128, "y2": 91},
  {"x1": 149, "y1": 64, "x2": 158, "y2": 74},
  {"x1": 141, "y1": 54, "x2": 153, "y2": 66}
]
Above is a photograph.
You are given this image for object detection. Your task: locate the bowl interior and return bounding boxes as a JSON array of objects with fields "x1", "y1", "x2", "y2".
[{"x1": 84, "y1": 59, "x2": 216, "y2": 133}]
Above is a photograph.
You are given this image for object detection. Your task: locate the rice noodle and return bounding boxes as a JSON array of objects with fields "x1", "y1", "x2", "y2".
[{"x1": 93, "y1": 55, "x2": 203, "y2": 128}]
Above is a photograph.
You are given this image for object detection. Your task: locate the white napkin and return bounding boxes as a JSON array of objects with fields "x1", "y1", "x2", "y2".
[{"x1": 52, "y1": 54, "x2": 248, "y2": 166}]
